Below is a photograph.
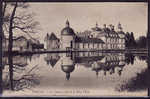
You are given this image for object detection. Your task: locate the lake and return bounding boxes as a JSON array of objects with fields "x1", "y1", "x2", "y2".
[{"x1": 2, "y1": 52, "x2": 149, "y2": 97}]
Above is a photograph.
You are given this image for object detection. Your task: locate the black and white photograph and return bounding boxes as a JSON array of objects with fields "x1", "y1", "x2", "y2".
[{"x1": 0, "y1": 1, "x2": 150, "y2": 97}]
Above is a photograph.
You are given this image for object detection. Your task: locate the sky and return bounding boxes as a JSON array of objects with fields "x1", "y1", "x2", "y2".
[{"x1": 26, "y1": 2, "x2": 147, "y2": 43}]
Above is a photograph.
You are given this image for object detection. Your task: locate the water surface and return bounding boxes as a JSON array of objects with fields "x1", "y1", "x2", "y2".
[{"x1": 2, "y1": 52, "x2": 149, "y2": 97}]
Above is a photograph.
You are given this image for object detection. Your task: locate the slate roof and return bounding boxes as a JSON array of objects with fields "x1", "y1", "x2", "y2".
[
  {"x1": 74, "y1": 56, "x2": 105, "y2": 64},
  {"x1": 91, "y1": 27, "x2": 102, "y2": 31},
  {"x1": 74, "y1": 36, "x2": 104, "y2": 43},
  {"x1": 61, "y1": 27, "x2": 76, "y2": 36},
  {"x1": 44, "y1": 55, "x2": 60, "y2": 67},
  {"x1": 61, "y1": 65, "x2": 75, "y2": 73},
  {"x1": 118, "y1": 31, "x2": 125, "y2": 35},
  {"x1": 49, "y1": 58, "x2": 59, "y2": 67},
  {"x1": 49, "y1": 33, "x2": 59, "y2": 40}
]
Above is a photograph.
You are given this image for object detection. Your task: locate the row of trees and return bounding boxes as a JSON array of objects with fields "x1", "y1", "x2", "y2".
[{"x1": 125, "y1": 32, "x2": 147, "y2": 49}]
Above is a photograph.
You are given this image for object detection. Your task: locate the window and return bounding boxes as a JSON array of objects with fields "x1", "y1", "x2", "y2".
[
  {"x1": 93, "y1": 43, "x2": 94, "y2": 48},
  {"x1": 75, "y1": 43, "x2": 78, "y2": 48},
  {"x1": 83, "y1": 43, "x2": 85, "y2": 49},
  {"x1": 97, "y1": 43, "x2": 99, "y2": 48},
  {"x1": 122, "y1": 39, "x2": 124, "y2": 43},
  {"x1": 71, "y1": 41, "x2": 73, "y2": 48}
]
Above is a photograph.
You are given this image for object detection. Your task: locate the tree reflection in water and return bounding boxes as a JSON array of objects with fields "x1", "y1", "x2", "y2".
[
  {"x1": 137, "y1": 55, "x2": 148, "y2": 64},
  {"x1": 2, "y1": 55, "x2": 40, "y2": 91},
  {"x1": 125, "y1": 53, "x2": 135, "y2": 65},
  {"x1": 13, "y1": 65, "x2": 40, "y2": 91},
  {"x1": 60, "y1": 52, "x2": 149, "y2": 92},
  {"x1": 116, "y1": 69, "x2": 150, "y2": 92},
  {"x1": 116, "y1": 55, "x2": 150, "y2": 92},
  {"x1": 44, "y1": 53, "x2": 60, "y2": 68}
]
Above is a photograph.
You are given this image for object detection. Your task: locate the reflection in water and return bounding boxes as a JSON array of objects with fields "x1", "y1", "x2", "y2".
[
  {"x1": 1, "y1": 52, "x2": 149, "y2": 96},
  {"x1": 44, "y1": 53, "x2": 60, "y2": 68},
  {"x1": 125, "y1": 53, "x2": 135, "y2": 65},
  {"x1": 12, "y1": 65, "x2": 40, "y2": 91},
  {"x1": 2, "y1": 55, "x2": 40, "y2": 92},
  {"x1": 3, "y1": 55, "x2": 28, "y2": 67},
  {"x1": 61, "y1": 53, "x2": 75, "y2": 80},
  {"x1": 91, "y1": 53, "x2": 126, "y2": 77},
  {"x1": 59, "y1": 52, "x2": 126, "y2": 79},
  {"x1": 137, "y1": 55, "x2": 148, "y2": 64},
  {"x1": 118, "y1": 69, "x2": 150, "y2": 92},
  {"x1": 0, "y1": 67, "x2": 2, "y2": 95},
  {"x1": 116, "y1": 55, "x2": 150, "y2": 92}
]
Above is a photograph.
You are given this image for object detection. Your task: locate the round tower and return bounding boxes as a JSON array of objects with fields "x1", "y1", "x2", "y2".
[{"x1": 61, "y1": 20, "x2": 75, "y2": 50}]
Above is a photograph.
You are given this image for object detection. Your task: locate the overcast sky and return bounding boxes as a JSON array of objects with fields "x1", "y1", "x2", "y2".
[{"x1": 27, "y1": 2, "x2": 147, "y2": 43}]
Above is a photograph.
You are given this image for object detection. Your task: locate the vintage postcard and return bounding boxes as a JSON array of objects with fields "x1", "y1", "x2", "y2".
[{"x1": 0, "y1": 1, "x2": 149, "y2": 97}]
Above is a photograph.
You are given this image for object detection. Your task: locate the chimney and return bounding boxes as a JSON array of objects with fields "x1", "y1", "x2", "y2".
[
  {"x1": 103, "y1": 24, "x2": 106, "y2": 29},
  {"x1": 118, "y1": 22, "x2": 123, "y2": 31},
  {"x1": 112, "y1": 25, "x2": 114, "y2": 31},
  {"x1": 109, "y1": 24, "x2": 113, "y2": 30},
  {"x1": 96, "y1": 22, "x2": 98, "y2": 27}
]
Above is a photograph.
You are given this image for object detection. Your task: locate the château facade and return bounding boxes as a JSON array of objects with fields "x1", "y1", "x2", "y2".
[
  {"x1": 61, "y1": 20, "x2": 125, "y2": 51},
  {"x1": 44, "y1": 33, "x2": 60, "y2": 51},
  {"x1": 91, "y1": 22, "x2": 125, "y2": 50}
]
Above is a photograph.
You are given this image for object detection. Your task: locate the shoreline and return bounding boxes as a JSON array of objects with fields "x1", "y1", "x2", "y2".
[{"x1": 3, "y1": 49, "x2": 148, "y2": 56}]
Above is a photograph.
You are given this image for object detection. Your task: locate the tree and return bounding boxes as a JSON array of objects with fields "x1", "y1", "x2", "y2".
[
  {"x1": 3, "y1": 3, "x2": 40, "y2": 53},
  {"x1": 136, "y1": 36, "x2": 147, "y2": 49},
  {"x1": 2, "y1": 2, "x2": 40, "y2": 90},
  {"x1": 0, "y1": 0, "x2": 3, "y2": 95},
  {"x1": 125, "y1": 32, "x2": 130, "y2": 48},
  {"x1": 130, "y1": 32, "x2": 136, "y2": 48},
  {"x1": 125, "y1": 32, "x2": 136, "y2": 49}
]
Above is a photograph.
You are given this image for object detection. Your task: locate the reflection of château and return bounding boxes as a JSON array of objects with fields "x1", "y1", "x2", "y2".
[
  {"x1": 2, "y1": 55, "x2": 28, "y2": 67},
  {"x1": 44, "y1": 53, "x2": 60, "y2": 68},
  {"x1": 61, "y1": 53, "x2": 75, "y2": 80},
  {"x1": 61, "y1": 20, "x2": 125, "y2": 51},
  {"x1": 91, "y1": 53, "x2": 126, "y2": 76},
  {"x1": 60, "y1": 52, "x2": 126, "y2": 80},
  {"x1": 74, "y1": 52, "x2": 105, "y2": 68}
]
